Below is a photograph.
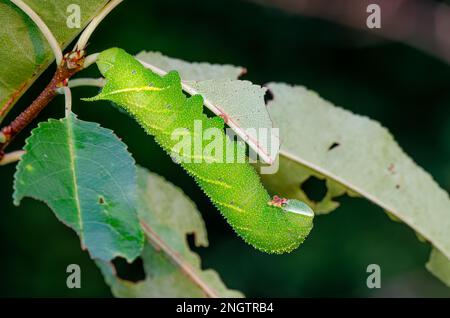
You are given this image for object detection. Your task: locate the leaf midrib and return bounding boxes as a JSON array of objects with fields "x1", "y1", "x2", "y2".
[{"x1": 66, "y1": 115, "x2": 84, "y2": 244}]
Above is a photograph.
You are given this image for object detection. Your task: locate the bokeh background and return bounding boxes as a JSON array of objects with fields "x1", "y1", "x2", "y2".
[{"x1": 1, "y1": 0, "x2": 450, "y2": 297}]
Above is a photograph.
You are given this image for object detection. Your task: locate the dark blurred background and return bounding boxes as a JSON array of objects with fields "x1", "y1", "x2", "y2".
[{"x1": 1, "y1": 0, "x2": 450, "y2": 297}]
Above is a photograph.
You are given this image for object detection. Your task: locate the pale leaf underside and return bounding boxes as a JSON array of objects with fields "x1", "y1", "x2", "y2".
[{"x1": 261, "y1": 83, "x2": 450, "y2": 284}]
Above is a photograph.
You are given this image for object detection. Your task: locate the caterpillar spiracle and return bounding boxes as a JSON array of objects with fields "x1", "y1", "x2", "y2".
[{"x1": 85, "y1": 48, "x2": 314, "y2": 254}]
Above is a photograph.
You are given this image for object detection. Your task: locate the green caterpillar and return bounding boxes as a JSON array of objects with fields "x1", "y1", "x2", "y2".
[{"x1": 85, "y1": 48, "x2": 313, "y2": 254}]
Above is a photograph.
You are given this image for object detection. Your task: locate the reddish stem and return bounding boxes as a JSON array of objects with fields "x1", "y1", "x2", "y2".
[{"x1": 0, "y1": 50, "x2": 85, "y2": 160}]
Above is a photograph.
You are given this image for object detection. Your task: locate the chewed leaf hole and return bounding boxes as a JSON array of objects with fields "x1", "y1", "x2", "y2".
[
  {"x1": 328, "y1": 142, "x2": 340, "y2": 151},
  {"x1": 186, "y1": 233, "x2": 198, "y2": 251},
  {"x1": 98, "y1": 196, "x2": 105, "y2": 204},
  {"x1": 264, "y1": 89, "x2": 274, "y2": 104},
  {"x1": 300, "y1": 176, "x2": 327, "y2": 202},
  {"x1": 112, "y1": 257, "x2": 146, "y2": 283}
]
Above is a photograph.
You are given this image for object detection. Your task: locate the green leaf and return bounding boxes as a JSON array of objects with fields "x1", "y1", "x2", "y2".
[
  {"x1": 136, "y1": 51, "x2": 278, "y2": 164},
  {"x1": 0, "y1": 0, "x2": 108, "y2": 122},
  {"x1": 98, "y1": 166, "x2": 243, "y2": 298},
  {"x1": 261, "y1": 83, "x2": 450, "y2": 282},
  {"x1": 13, "y1": 113, "x2": 144, "y2": 262},
  {"x1": 427, "y1": 248, "x2": 450, "y2": 287}
]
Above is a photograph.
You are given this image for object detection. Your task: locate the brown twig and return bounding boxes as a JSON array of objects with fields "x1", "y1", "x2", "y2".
[{"x1": 0, "y1": 50, "x2": 86, "y2": 160}]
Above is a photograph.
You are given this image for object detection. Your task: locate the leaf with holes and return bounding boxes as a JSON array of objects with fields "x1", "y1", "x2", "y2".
[
  {"x1": 97, "y1": 166, "x2": 243, "y2": 298},
  {"x1": 0, "y1": 0, "x2": 109, "y2": 123},
  {"x1": 260, "y1": 83, "x2": 450, "y2": 284},
  {"x1": 13, "y1": 113, "x2": 144, "y2": 262}
]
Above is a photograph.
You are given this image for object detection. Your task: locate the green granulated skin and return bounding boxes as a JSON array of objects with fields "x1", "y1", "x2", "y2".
[{"x1": 85, "y1": 48, "x2": 313, "y2": 253}]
